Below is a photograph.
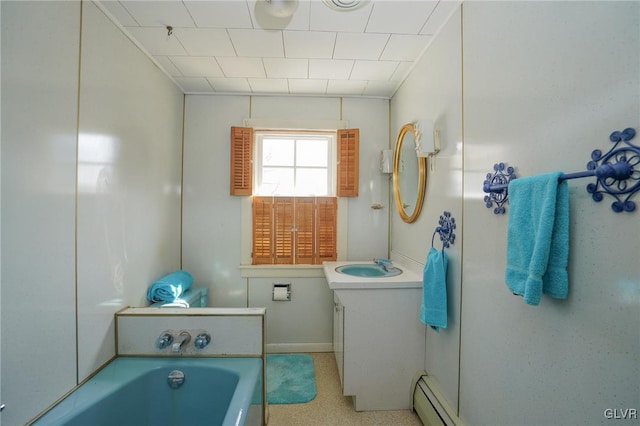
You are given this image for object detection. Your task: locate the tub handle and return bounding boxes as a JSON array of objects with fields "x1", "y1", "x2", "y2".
[{"x1": 194, "y1": 332, "x2": 211, "y2": 349}]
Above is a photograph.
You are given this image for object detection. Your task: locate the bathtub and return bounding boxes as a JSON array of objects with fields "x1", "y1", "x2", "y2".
[{"x1": 30, "y1": 357, "x2": 263, "y2": 426}]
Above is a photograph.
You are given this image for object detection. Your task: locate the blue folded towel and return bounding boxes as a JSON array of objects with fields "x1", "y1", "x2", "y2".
[
  {"x1": 505, "y1": 172, "x2": 569, "y2": 305},
  {"x1": 420, "y1": 247, "x2": 448, "y2": 331},
  {"x1": 146, "y1": 270, "x2": 193, "y2": 303}
]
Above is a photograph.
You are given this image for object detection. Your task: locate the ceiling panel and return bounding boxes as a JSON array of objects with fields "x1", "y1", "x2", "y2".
[{"x1": 98, "y1": 0, "x2": 460, "y2": 98}]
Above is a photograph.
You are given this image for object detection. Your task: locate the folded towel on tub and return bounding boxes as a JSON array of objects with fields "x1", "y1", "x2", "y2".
[
  {"x1": 146, "y1": 270, "x2": 193, "y2": 303},
  {"x1": 420, "y1": 247, "x2": 448, "y2": 332},
  {"x1": 505, "y1": 172, "x2": 569, "y2": 305}
]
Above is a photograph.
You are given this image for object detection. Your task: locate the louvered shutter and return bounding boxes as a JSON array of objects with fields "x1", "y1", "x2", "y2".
[
  {"x1": 294, "y1": 197, "x2": 315, "y2": 264},
  {"x1": 252, "y1": 196, "x2": 274, "y2": 265},
  {"x1": 315, "y1": 197, "x2": 337, "y2": 263},
  {"x1": 273, "y1": 197, "x2": 295, "y2": 264},
  {"x1": 336, "y1": 128, "x2": 359, "y2": 197},
  {"x1": 230, "y1": 126, "x2": 253, "y2": 196}
]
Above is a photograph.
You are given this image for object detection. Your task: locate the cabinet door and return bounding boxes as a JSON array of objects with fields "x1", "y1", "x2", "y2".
[{"x1": 333, "y1": 292, "x2": 344, "y2": 389}]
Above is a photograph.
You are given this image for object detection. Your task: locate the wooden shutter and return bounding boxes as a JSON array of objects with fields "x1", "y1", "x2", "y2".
[
  {"x1": 294, "y1": 197, "x2": 315, "y2": 264},
  {"x1": 230, "y1": 126, "x2": 253, "y2": 196},
  {"x1": 336, "y1": 128, "x2": 359, "y2": 197},
  {"x1": 252, "y1": 196, "x2": 273, "y2": 265},
  {"x1": 315, "y1": 197, "x2": 337, "y2": 263},
  {"x1": 273, "y1": 197, "x2": 294, "y2": 264}
]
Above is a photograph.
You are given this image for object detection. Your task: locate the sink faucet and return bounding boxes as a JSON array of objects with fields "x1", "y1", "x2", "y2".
[
  {"x1": 171, "y1": 331, "x2": 191, "y2": 353},
  {"x1": 373, "y1": 258, "x2": 395, "y2": 272}
]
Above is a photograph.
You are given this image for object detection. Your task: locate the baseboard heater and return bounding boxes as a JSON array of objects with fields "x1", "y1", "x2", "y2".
[{"x1": 410, "y1": 371, "x2": 463, "y2": 426}]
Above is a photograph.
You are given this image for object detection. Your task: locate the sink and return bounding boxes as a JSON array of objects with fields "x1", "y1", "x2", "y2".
[{"x1": 335, "y1": 264, "x2": 402, "y2": 278}]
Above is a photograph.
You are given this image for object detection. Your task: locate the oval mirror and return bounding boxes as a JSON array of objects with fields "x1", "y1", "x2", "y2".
[{"x1": 392, "y1": 123, "x2": 427, "y2": 223}]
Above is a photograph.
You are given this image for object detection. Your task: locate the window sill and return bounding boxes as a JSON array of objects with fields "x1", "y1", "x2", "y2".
[{"x1": 238, "y1": 264, "x2": 326, "y2": 279}]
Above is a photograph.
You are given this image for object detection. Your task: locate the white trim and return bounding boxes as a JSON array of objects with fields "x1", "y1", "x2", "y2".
[
  {"x1": 244, "y1": 118, "x2": 348, "y2": 130},
  {"x1": 266, "y1": 343, "x2": 333, "y2": 353}
]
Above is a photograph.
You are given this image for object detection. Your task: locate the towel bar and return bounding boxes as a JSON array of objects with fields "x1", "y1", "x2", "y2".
[{"x1": 483, "y1": 127, "x2": 638, "y2": 214}]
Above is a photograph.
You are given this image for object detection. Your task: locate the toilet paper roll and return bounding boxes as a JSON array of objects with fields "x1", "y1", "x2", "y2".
[{"x1": 273, "y1": 286, "x2": 290, "y2": 301}]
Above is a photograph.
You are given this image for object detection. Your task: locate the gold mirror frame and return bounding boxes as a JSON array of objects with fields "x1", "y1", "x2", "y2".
[{"x1": 392, "y1": 123, "x2": 427, "y2": 223}]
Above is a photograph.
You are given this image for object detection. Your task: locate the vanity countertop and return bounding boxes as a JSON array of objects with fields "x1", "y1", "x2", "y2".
[{"x1": 322, "y1": 260, "x2": 423, "y2": 290}]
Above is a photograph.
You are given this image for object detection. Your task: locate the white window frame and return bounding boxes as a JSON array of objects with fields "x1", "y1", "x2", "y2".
[{"x1": 253, "y1": 130, "x2": 337, "y2": 197}]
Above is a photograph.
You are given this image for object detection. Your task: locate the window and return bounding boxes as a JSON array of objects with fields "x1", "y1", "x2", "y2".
[
  {"x1": 254, "y1": 131, "x2": 336, "y2": 196},
  {"x1": 230, "y1": 126, "x2": 358, "y2": 265}
]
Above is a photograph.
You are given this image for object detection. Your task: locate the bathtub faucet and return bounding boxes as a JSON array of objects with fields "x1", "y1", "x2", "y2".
[{"x1": 171, "y1": 331, "x2": 191, "y2": 353}]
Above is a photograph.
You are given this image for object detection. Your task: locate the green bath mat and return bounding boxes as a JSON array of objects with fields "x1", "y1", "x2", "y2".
[{"x1": 266, "y1": 354, "x2": 317, "y2": 404}]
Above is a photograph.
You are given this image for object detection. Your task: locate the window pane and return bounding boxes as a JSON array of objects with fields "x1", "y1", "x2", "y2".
[
  {"x1": 296, "y1": 168, "x2": 328, "y2": 195},
  {"x1": 263, "y1": 139, "x2": 294, "y2": 166},
  {"x1": 296, "y1": 139, "x2": 328, "y2": 167},
  {"x1": 260, "y1": 167, "x2": 294, "y2": 195}
]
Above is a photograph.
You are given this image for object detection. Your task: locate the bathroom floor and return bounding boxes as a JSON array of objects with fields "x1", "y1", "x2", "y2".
[{"x1": 266, "y1": 352, "x2": 423, "y2": 425}]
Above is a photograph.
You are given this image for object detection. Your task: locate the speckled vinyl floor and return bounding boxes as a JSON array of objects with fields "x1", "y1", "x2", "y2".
[{"x1": 266, "y1": 352, "x2": 423, "y2": 426}]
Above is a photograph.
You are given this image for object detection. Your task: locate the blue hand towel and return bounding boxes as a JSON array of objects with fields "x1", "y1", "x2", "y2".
[
  {"x1": 146, "y1": 270, "x2": 193, "y2": 303},
  {"x1": 420, "y1": 247, "x2": 448, "y2": 331},
  {"x1": 505, "y1": 172, "x2": 569, "y2": 305}
]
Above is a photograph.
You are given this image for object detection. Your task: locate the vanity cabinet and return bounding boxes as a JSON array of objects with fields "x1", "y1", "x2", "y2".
[
  {"x1": 331, "y1": 287, "x2": 426, "y2": 411},
  {"x1": 333, "y1": 292, "x2": 344, "y2": 388}
]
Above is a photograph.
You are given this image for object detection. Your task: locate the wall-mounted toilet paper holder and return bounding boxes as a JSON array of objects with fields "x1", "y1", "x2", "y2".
[{"x1": 272, "y1": 283, "x2": 291, "y2": 301}]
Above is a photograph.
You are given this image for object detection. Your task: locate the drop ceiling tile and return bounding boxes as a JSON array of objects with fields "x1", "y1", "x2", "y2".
[
  {"x1": 174, "y1": 28, "x2": 235, "y2": 56},
  {"x1": 207, "y1": 78, "x2": 252, "y2": 93},
  {"x1": 184, "y1": 1, "x2": 253, "y2": 28},
  {"x1": 263, "y1": 58, "x2": 308, "y2": 79},
  {"x1": 350, "y1": 60, "x2": 398, "y2": 81},
  {"x1": 288, "y1": 79, "x2": 328, "y2": 95},
  {"x1": 174, "y1": 77, "x2": 214, "y2": 92},
  {"x1": 309, "y1": 59, "x2": 354, "y2": 80},
  {"x1": 98, "y1": 1, "x2": 137, "y2": 27},
  {"x1": 228, "y1": 29, "x2": 284, "y2": 57},
  {"x1": 248, "y1": 78, "x2": 290, "y2": 94},
  {"x1": 217, "y1": 57, "x2": 266, "y2": 78},
  {"x1": 333, "y1": 32, "x2": 389, "y2": 60},
  {"x1": 366, "y1": 1, "x2": 437, "y2": 34},
  {"x1": 380, "y1": 34, "x2": 432, "y2": 61},
  {"x1": 390, "y1": 61, "x2": 414, "y2": 82},
  {"x1": 363, "y1": 80, "x2": 399, "y2": 97},
  {"x1": 283, "y1": 31, "x2": 336, "y2": 59},
  {"x1": 125, "y1": 27, "x2": 188, "y2": 56},
  {"x1": 309, "y1": 1, "x2": 373, "y2": 33},
  {"x1": 153, "y1": 56, "x2": 183, "y2": 77},
  {"x1": 326, "y1": 80, "x2": 366, "y2": 96},
  {"x1": 120, "y1": 1, "x2": 195, "y2": 27},
  {"x1": 170, "y1": 57, "x2": 224, "y2": 78},
  {"x1": 421, "y1": 1, "x2": 461, "y2": 35}
]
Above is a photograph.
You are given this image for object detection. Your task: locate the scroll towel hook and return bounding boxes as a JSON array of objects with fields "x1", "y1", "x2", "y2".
[{"x1": 432, "y1": 211, "x2": 456, "y2": 249}]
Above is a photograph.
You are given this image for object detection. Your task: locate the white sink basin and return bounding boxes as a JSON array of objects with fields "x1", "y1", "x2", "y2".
[
  {"x1": 335, "y1": 263, "x2": 403, "y2": 277},
  {"x1": 323, "y1": 261, "x2": 422, "y2": 290}
]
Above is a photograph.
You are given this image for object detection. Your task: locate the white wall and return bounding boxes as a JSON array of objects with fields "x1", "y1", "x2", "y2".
[
  {"x1": 459, "y1": 2, "x2": 639, "y2": 424},
  {"x1": 76, "y1": 1, "x2": 184, "y2": 380},
  {"x1": 390, "y1": 4, "x2": 463, "y2": 411},
  {"x1": 182, "y1": 95, "x2": 390, "y2": 304},
  {"x1": 1, "y1": 3, "x2": 80, "y2": 423},
  {"x1": 391, "y1": 2, "x2": 639, "y2": 424},
  {"x1": 0, "y1": 1, "x2": 184, "y2": 424},
  {"x1": 182, "y1": 94, "x2": 390, "y2": 348}
]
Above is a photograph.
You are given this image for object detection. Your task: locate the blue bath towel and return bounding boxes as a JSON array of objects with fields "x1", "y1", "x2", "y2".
[
  {"x1": 420, "y1": 247, "x2": 448, "y2": 331},
  {"x1": 146, "y1": 270, "x2": 193, "y2": 303},
  {"x1": 505, "y1": 172, "x2": 569, "y2": 305}
]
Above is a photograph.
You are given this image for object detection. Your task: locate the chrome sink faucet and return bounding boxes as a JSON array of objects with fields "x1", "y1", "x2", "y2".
[
  {"x1": 171, "y1": 331, "x2": 191, "y2": 353},
  {"x1": 373, "y1": 258, "x2": 395, "y2": 272}
]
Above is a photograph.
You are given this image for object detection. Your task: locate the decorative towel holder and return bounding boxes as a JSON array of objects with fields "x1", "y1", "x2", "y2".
[
  {"x1": 483, "y1": 127, "x2": 639, "y2": 214},
  {"x1": 431, "y1": 211, "x2": 456, "y2": 249}
]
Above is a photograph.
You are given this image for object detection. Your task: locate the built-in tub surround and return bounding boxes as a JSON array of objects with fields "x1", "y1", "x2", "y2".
[{"x1": 323, "y1": 261, "x2": 425, "y2": 411}]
